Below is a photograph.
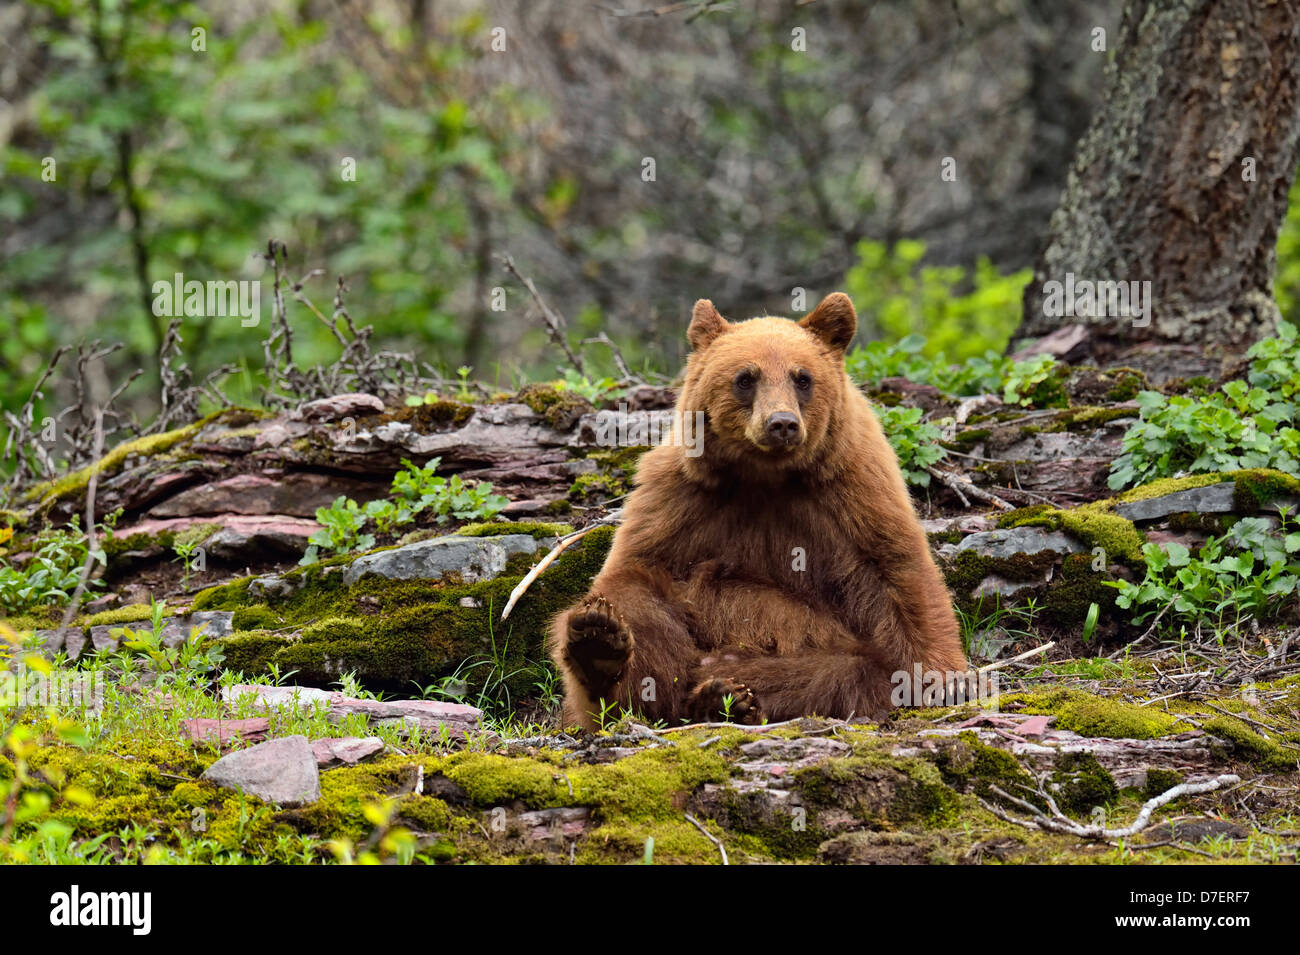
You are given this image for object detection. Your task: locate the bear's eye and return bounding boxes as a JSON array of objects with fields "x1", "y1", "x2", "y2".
[
  {"x1": 793, "y1": 371, "x2": 813, "y2": 392},
  {"x1": 733, "y1": 370, "x2": 757, "y2": 397}
]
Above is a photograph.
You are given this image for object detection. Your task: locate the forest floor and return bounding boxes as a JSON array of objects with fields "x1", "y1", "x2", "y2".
[{"x1": 2, "y1": 373, "x2": 1298, "y2": 864}]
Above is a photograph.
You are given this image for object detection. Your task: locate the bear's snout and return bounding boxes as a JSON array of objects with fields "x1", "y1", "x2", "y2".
[{"x1": 762, "y1": 411, "x2": 803, "y2": 448}]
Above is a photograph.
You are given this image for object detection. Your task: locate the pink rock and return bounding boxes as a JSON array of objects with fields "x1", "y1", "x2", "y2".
[
  {"x1": 1010, "y1": 324, "x2": 1090, "y2": 361},
  {"x1": 1015, "y1": 715, "x2": 1054, "y2": 738},
  {"x1": 293, "y1": 393, "x2": 385, "y2": 423},
  {"x1": 150, "y1": 472, "x2": 384, "y2": 519},
  {"x1": 222, "y1": 684, "x2": 482, "y2": 735},
  {"x1": 311, "y1": 736, "x2": 385, "y2": 768},
  {"x1": 202, "y1": 735, "x2": 321, "y2": 806},
  {"x1": 182, "y1": 717, "x2": 270, "y2": 745},
  {"x1": 254, "y1": 423, "x2": 293, "y2": 448}
]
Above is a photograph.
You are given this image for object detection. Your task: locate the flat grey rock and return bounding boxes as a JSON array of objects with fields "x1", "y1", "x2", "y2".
[
  {"x1": 342, "y1": 533, "x2": 539, "y2": 585},
  {"x1": 201, "y1": 734, "x2": 321, "y2": 806},
  {"x1": 949, "y1": 526, "x2": 1085, "y2": 560},
  {"x1": 1115, "y1": 482, "x2": 1299, "y2": 521}
]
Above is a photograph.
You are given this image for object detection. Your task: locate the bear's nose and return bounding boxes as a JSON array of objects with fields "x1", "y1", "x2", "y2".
[{"x1": 765, "y1": 412, "x2": 801, "y2": 445}]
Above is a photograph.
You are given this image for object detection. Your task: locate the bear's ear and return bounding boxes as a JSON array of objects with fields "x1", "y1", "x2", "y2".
[
  {"x1": 688, "y1": 299, "x2": 731, "y2": 350},
  {"x1": 800, "y1": 292, "x2": 857, "y2": 353}
]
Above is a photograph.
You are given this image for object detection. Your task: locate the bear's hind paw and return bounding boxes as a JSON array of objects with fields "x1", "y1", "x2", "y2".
[{"x1": 687, "y1": 677, "x2": 764, "y2": 725}]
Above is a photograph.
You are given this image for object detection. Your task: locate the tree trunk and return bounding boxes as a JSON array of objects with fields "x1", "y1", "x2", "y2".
[{"x1": 1015, "y1": 0, "x2": 1300, "y2": 381}]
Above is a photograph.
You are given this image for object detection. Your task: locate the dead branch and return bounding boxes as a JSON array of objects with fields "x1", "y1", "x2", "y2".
[
  {"x1": 501, "y1": 253, "x2": 586, "y2": 375},
  {"x1": 927, "y1": 464, "x2": 1013, "y2": 510},
  {"x1": 501, "y1": 510, "x2": 624, "y2": 620},
  {"x1": 684, "y1": 812, "x2": 729, "y2": 864},
  {"x1": 978, "y1": 641, "x2": 1056, "y2": 673},
  {"x1": 54, "y1": 408, "x2": 105, "y2": 645},
  {"x1": 981, "y1": 774, "x2": 1240, "y2": 840}
]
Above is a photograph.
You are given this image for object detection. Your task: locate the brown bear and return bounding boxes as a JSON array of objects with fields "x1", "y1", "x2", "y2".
[{"x1": 550, "y1": 292, "x2": 967, "y2": 729}]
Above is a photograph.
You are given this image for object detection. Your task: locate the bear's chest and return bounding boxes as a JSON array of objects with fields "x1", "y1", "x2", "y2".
[{"x1": 660, "y1": 487, "x2": 860, "y2": 589}]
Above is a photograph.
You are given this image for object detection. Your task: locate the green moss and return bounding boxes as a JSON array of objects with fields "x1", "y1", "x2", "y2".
[
  {"x1": 516, "y1": 383, "x2": 561, "y2": 415},
  {"x1": 569, "y1": 472, "x2": 626, "y2": 502},
  {"x1": 945, "y1": 428, "x2": 991, "y2": 450},
  {"x1": 1113, "y1": 473, "x2": 1228, "y2": 504},
  {"x1": 926, "y1": 529, "x2": 964, "y2": 547},
  {"x1": 1049, "y1": 752, "x2": 1117, "y2": 815},
  {"x1": 1102, "y1": 370, "x2": 1145, "y2": 402},
  {"x1": 1202, "y1": 716, "x2": 1298, "y2": 771},
  {"x1": 1013, "y1": 689, "x2": 1178, "y2": 739},
  {"x1": 199, "y1": 526, "x2": 615, "y2": 692},
  {"x1": 23, "y1": 410, "x2": 243, "y2": 508},
  {"x1": 995, "y1": 503, "x2": 1144, "y2": 565},
  {"x1": 516, "y1": 383, "x2": 591, "y2": 430},
  {"x1": 300, "y1": 616, "x2": 368, "y2": 643},
  {"x1": 103, "y1": 531, "x2": 172, "y2": 561},
  {"x1": 1060, "y1": 406, "x2": 1140, "y2": 430},
  {"x1": 456, "y1": 521, "x2": 573, "y2": 539},
  {"x1": 932, "y1": 732, "x2": 1037, "y2": 801},
  {"x1": 997, "y1": 504, "x2": 1056, "y2": 529},
  {"x1": 1143, "y1": 768, "x2": 1184, "y2": 798},
  {"x1": 1035, "y1": 554, "x2": 1116, "y2": 630},
  {"x1": 418, "y1": 398, "x2": 474, "y2": 428},
  {"x1": 231, "y1": 605, "x2": 281, "y2": 631},
  {"x1": 1230, "y1": 468, "x2": 1300, "y2": 511},
  {"x1": 795, "y1": 754, "x2": 960, "y2": 829},
  {"x1": 578, "y1": 818, "x2": 724, "y2": 864},
  {"x1": 442, "y1": 753, "x2": 567, "y2": 806},
  {"x1": 81, "y1": 603, "x2": 154, "y2": 628},
  {"x1": 279, "y1": 756, "x2": 426, "y2": 840},
  {"x1": 943, "y1": 549, "x2": 1060, "y2": 608},
  {"x1": 209, "y1": 631, "x2": 289, "y2": 676},
  {"x1": 192, "y1": 576, "x2": 254, "y2": 613},
  {"x1": 1058, "y1": 507, "x2": 1144, "y2": 565}
]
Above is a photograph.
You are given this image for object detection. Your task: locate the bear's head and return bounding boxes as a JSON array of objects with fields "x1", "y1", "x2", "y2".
[{"x1": 679, "y1": 292, "x2": 858, "y2": 478}]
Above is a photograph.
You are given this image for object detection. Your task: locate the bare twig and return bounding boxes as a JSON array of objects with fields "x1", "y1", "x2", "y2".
[
  {"x1": 501, "y1": 253, "x2": 586, "y2": 375},
  {"x1": 501, "y1": 511, "x2": 624, "y2": 620},
  {"x1": 54, "y1": 408, "x2": 105, "y2": 646},
  {"x1": 927, "y1": 465, "x2": 1013, "y2": 510},
  {"x1": 978, "y1": 641, "x2": 1056, "y2": 673},
  {"x1": 981, "y1": 774, "x2": 1240, "y2": 840},
  {"x1": 683, "y1": 812, "x2": 728, "y2": 865}
]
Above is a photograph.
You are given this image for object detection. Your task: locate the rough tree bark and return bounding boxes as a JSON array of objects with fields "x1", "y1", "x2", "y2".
[{"x1": 1015, "y1": 0, "x2": 1300, "y2": 380}]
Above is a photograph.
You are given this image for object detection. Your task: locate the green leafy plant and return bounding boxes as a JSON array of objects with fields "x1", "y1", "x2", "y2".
[
  {"x1": 389, "y1": 458, "x2": 508, "y2": 525},
  {"x1": 1001, "y1": 354, "x2": 1065, "y2": 408},
  {"x1": 1109, "y1": 322, "x2": 1300, "y2": 489},
  {"x1": 172, "y1": 536, "x2": 203, "y2": 591},
  {"x1": 300, "y1": 496, "x2": 375, "y2": 565},
  {"x1": 1107, "y1": 516, "x2": 1300, "y2": 637},
  {"x1": 455, "y1": 366, "x2": 474, "y2": 402},
  {"x1": 119, "y1": 600, "x2": 226, "y2": 685},
  {"x1": 845, "y1": 330, "x2": 1063, "y2": 408},
  {"x1": 555, "y1": 368, "x2": 624, "y2": 404},
  {"x1": 0, "y1": 519, "x2": 98, "y2": 613},
  {"x1": 877, "y1": 405, "x2": 946, "y2": 486},
  {"x1": 300, "y1": 458, "x2": 508, "y2": 564}
]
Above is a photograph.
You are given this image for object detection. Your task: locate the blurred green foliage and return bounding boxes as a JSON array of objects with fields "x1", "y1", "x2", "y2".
[
  {"x1": 1276, "y1": 181, "x2": 1300, "y2": 322},
  {"x1": 843, "y1": 239, "x2": 1032, "y2": 362},
  {"x1": 2, "y1": 0, "x2": 516, "y2": 411}
]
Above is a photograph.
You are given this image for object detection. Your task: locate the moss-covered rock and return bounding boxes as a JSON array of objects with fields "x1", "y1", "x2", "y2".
[{"x1": 195, "y1": 527, "x2": 614, "y2": 693}]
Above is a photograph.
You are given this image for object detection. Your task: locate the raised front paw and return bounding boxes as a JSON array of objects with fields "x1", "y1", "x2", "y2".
[
  {"x1": 562, "y1": 594, "x2": 634, "y2": 695},
  {"x1": 687, "y1": 677, "x2": 764, "y2": 725}
]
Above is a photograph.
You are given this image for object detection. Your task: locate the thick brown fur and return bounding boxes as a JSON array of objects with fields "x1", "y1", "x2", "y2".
[{"x1": 550, "y1": 292, "x2": 967, "y2": 729}]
